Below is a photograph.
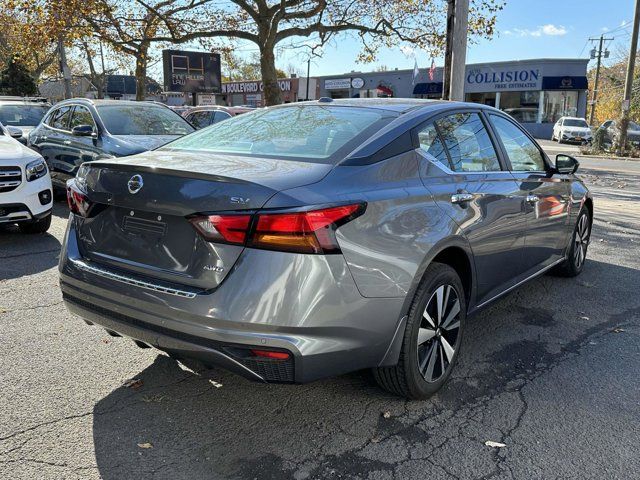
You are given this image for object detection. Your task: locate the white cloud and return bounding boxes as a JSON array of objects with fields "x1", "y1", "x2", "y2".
[
  {"x1": 509, "y1": 24, "x2": 568, "y2": 37},
  {"x1": 541, "y1": 24, "x2": 568, "y2": 36}
]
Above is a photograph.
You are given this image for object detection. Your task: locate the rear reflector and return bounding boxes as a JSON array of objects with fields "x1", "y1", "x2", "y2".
[
  {"x1": 189, "y1": 203, "x2": 365, "y2": 254},
  {"x1": 251, "y1": 349, "x2": 291, "y2": 360}
]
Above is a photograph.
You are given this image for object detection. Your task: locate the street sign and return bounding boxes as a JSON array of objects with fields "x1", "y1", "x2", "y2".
[{"x1": 162, "y1": 50, "x2": 221, "y2": 94}]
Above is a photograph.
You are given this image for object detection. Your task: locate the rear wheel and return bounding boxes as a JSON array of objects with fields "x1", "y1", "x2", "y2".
[
  {"x1": 373, "y1": 263, "x2": 465, "y2": 399},
  {"x1": 553, "y1": 208, "x2": 591, "y2": 277},
  {"x1": 18, "y1": 213, "x2": 51, "y2": 234}
]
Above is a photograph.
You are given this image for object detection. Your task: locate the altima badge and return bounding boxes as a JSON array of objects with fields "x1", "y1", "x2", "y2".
[
  {"x1": 127, "y1": 174, "x2": 144, "y2": 194},
  {"x1": 203, "y1": 265, "x2": 224, "y2": 272}
]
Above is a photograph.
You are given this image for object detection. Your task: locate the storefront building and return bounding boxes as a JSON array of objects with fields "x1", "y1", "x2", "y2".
[
  {"x1": 317, "y1": 59, "x2": 589, "y2": 138},
  {"x1": 220, "y1": 78, "x2": 300, "y2": 107}
]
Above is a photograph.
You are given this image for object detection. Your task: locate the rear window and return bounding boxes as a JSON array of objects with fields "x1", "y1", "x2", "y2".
[
  {"x1": 161, "y1": 105, "x2": 391, "y2": 163},
  {"x1": 0, "y1": 104, "x2": 49, "y2": 126},
  {"x1": 97, "y1": 104, "x2": 194, "y2": 135}
]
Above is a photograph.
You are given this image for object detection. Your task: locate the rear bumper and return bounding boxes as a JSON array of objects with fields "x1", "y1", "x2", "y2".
[{"x1": 59, "y1": 217, "x2": 405, "y2": 383}]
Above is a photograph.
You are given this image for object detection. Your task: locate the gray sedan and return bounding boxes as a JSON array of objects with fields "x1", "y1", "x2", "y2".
[{"x1": 60, "y1": 99, "x2": 592, "y2": 399}]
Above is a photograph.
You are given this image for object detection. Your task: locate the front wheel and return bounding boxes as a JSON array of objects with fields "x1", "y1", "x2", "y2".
[
  {"x1": 373, "y1": 263, "x2": 466, "y2": 399},
  {"x1": 552, "y1": 208, "x2": 591, "y2": 277}
]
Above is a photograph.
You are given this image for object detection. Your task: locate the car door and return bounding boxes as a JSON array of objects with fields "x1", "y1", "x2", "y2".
[
  {"x1": 487, "y1": 113, "x2": 572, "y2": 273},
  {"x1": 33, "y1": 106, "x2": 73, "y2": 188},
  {"x1": 416, "y1": 110, "x2": 528, "y2": 305},
  {"x1": 67, "y1": 105, "x2": 102, "y2": 174}
]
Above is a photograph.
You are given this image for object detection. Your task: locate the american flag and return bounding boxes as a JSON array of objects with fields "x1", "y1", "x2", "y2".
[
  {"x1": 428, "y1": 59, "x2": 436, "y2": 81},
  {"x1": 412, "y1": 59, "x2": 420, "y2": 85}
]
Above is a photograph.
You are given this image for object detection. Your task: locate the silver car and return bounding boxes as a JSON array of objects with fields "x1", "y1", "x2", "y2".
[{"x1": 60, "y1": 99, "x2": 592, "y2": 399}]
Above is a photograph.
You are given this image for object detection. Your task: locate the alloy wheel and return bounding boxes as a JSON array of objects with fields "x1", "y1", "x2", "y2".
[
  {"x1": 417, "y1": 284, "x2": 461, "y2": 382},
  {"x1": 574, "y1": 214, "x2": 590, "y2": 269}
]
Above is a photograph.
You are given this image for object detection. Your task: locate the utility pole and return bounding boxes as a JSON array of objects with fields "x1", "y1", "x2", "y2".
[
  {"x1": 441, "y1": 0, "x2": 455, "y2": 100},
  {"x1": 449, "y1": 0, "x2": 469, "y2": 101},
  {"x1": 54, "y1": 10, "x2": 72, "y2": 100},
  {"x1": 588, "y1": 35, "x2": 613, "y2": 125},
  {"x1": 305, "y1": 58, "x2": 311, "y2": 101},
  {"x1": 617, "y1": 0, "x2": 640, "y2": 153}
]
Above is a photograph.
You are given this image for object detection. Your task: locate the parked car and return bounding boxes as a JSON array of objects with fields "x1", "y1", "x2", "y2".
[
  {"x1": 551, "y1": 117, "x2": 593, "y2": 144},
  {"x1": 28, "y1": 99, "x2": 194, "y2": 191},
  {"x1": 60, "y1": 99, "x2": 592, "y2": 399},
  {"x1": 183, "y1": 106, "x2": 254, "y2": 129},
  {"x1": 0, "y1": 121, "x2": 52, "y2": 233},
  {"x1": 597, "y1": 119, "x2": 640, "y2": 148},
  {"x1": 0, "y1": 96, "x2": 51, "y2": 145},
  {"x1": 502, "y1": 107, "x2": 538, "y2": 124}
]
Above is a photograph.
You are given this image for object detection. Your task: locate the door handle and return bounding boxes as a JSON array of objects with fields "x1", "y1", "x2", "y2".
[
  {"x1": 451, "y1": 193, "x2": 475, "y2": 204},
  {"x1": 63, "y1": 140, "x2": 71, "y2": 145},
  {"x1": 526, "y1": 194, "x2": 539, "y2": 204}
]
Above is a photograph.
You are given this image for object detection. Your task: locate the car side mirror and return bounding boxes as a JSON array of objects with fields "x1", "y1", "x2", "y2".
[
  {"x1": 72, "y1": 125, "x2": 96, "y2": 137},
  {"x1": 555, "y1": 154, "x2": 579, "y2": 174},
  {"x1": 6, "y1": 126, "x2": 23, "y2": 139}
]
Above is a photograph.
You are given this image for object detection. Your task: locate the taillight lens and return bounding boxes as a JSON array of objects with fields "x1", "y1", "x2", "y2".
[
  {"x1": 249, "y1": 204, "x2": 364, "y2": 254},
  {"x1": 66, "y1": 181, "x2": 93, "y2": 217},
  {"x1": 250, "y1": 349, "x2": 290, "y2": 360},
  {"x1": 189, "y1": 214, "x2": 252, "y2": 245},
  {"x1": 189, "y1": 203, "x2": 365, "y2": 254}
]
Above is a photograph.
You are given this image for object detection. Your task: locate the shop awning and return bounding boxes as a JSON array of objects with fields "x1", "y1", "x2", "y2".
[
  {"x1": 377, "y1": 85, "x2": 394, "y2": 96},
  {"x1": 413, "y1": 82, "x2": 443, "y2": 95},
  {"x1": 541, "y1": 76, "x2": 588, "y2": 90}
]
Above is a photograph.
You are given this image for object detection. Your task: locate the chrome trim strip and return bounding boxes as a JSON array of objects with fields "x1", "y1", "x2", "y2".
[
  {"x1": 475, "y1": 257, "x2": 565, "y2": 309},
  {"x1": 0, "y1": 211, "x2": 32, "y2": 222},
  {"x1": 70, "y1": 258, "x2": 198, "y2": 299},
  {"x1": 0, "y1": 180, "x2": 21, "y2": 188},
  {"x1": 0, "y1": 170, "x2": 21, "y2": 178}
]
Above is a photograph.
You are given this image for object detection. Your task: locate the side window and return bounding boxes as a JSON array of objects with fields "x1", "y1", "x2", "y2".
[
  {"x1": 490, "y1": 115, "x2": 546, "y2": 172},
  {"x1": 51, "y1": 106, "x2": 72, "y2": 130},
  {"x1": 188, "y1": 111, "x2": 211, "y2": 129},
  {"x1": 44, "y1": 108, "x2": 61, "y2": 127},
  {"x1": 416, "y1": 122, "x2": 450, "y2": 169},
  {"x1": 213, "y1": 111, "x2": 232, "y2": 123},
  {"x1": 70, "y1": 106, "x2": 96, "y2": 130},
  {"x1": 435, "y1": 112, "x2": 501, "y2": 172}
]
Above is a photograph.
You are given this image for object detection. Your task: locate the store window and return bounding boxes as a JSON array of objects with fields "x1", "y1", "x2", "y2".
[
  {"x1": 499, "y1": 91, "x2": 540, "y2": 123},
  {"x1": 466, "y1": 92, "x2": 496, "y2": 107},
  {"x1": 542, "y1": 91, "x2": 579, "y2": 123}
]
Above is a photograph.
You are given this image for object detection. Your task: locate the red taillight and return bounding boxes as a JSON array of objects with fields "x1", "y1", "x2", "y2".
[
  {"x1": 250, "y1": 204, "x2": 363, "y2": 254},
  {"x1": 66, "y1": 182, "x2": 93, "y2": 217},
  {"x1": 251, "y1": 349, "x2": 290, "y2": 360},
  {"x1": 189, "y1": 214, "x2": 252, "y2": 245},
  {"x1": 190, "y1": 203, "x2": 365, "y2": 254}
]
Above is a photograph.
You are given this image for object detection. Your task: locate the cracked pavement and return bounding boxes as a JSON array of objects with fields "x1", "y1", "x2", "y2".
[{"x1": 0, "y1": 148, "x2": 639, "y2": 479}]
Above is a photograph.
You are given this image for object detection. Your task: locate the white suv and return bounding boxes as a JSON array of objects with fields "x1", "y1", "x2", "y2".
[
  {"x1": 552, "y1": 117, "x2": 593, "y2": 144},
  {"x1": 0, "y1": 122, "x2": 52, "y2": 233}
]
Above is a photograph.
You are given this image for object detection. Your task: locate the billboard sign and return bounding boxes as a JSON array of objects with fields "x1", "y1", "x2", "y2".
[{"x1": 162, "y1": 50, "x2": 221, "y2": 93}]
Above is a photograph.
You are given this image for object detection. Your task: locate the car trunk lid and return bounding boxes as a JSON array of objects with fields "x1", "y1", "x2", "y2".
[{"x1": 76, "y1": 150, "x2": 332, "y2": 290}]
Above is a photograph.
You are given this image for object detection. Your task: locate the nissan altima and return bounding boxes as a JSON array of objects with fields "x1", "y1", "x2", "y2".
[{"x1": 59, "y1": 99, "x2": 592, "y2": 399}]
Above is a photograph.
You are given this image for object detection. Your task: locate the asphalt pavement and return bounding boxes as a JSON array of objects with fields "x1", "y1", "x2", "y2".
[{"x1": 0, "y1": 150, "x2": 638, "y2": 480}]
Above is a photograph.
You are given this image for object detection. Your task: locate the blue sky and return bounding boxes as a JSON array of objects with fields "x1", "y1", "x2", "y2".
[{"x1": 276, "y1": 0, "x2": 635, "y2": 76}]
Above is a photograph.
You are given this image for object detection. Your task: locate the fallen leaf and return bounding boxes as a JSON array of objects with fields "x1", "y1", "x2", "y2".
[
  {"x1": 102, "y1": 339, "x2": 111, "y2": 344},
  {"x1": 0, "y1": 307, "x2": 6, "y2": 314},
  {"x1": 485, "y1": 441, "x2": 506, "y2": 448},
  {"x1": 381, "y1": 411, "x2": 391, "y2": 419},
  {"x1": 141, "y1": 394, "x2": 164, "y2": 403},
  {"x1": 208, "y1": 379, "x2": 223, "y2": 388},
  {"x1": 123, "y1": 378, "x2": 143, "y2": 389},
  {"x1": 137, "y1": 442, "x2": 153, "y2": 449},
  {"x1": 611, "y1": 327, "x2": 625, "y2": 334},
  {"x1": 580, "y1": 316, "x2": 590, "y2": 321}
]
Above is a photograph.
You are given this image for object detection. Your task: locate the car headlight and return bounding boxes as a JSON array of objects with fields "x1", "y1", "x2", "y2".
[{"x1": 25, "y1": 158, "x2": 48, "y2": 182}]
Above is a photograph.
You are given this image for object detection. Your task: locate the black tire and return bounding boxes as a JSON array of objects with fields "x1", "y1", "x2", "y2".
[
  {"x1": 373, "y1": 263, "x2": 466, "y2": 399},
  {"x1": 18, "y1": 213, "x2": 52, "y2": 234},
  {"x1": 552, "y1": 208, "x2": 591, "y2": 277}
]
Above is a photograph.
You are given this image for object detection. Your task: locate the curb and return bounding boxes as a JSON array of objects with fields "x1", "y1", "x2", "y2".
[{"x1": 576, "y1": 154, "x2": 640, "y2": 162}]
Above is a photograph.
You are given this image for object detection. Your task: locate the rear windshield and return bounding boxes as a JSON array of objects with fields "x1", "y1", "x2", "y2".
[
  {"x1": 161, "y1": 105, "x2": 391, "y2": 163},
  {"x1": 563, "y1": 119, "x2": 589, "y2": 128},
  {"x1": 97, "y1": 104, "x2": 194, "y2": 136},
  {"x1": 0, "y1": 104, "x2": 49, "y2": 126}
]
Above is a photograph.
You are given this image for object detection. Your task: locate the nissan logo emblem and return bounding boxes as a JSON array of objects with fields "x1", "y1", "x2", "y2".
[{"x1": 127, "y1": 174, "x2": 144, "y2": 194}]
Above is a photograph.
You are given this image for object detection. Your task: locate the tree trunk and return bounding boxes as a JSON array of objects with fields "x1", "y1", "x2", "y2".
[
  {"x1": 135, "y1": 48, "x2": 148, "y2": 101},
  {"x1": 259, "y1": 44, "x2": 282, "y2": 106}
]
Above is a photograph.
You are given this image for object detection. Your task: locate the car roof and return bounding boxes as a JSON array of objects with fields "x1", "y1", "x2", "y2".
[
  {"x1": 560, "y1": 116, "x2": 587, "y2": 121},
  {"x1": 270, "y1": 98, "x2": 470, "y2": 114},
  {"x1": 54, "y1": 98, "x2": 168, "y2": 108}
]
